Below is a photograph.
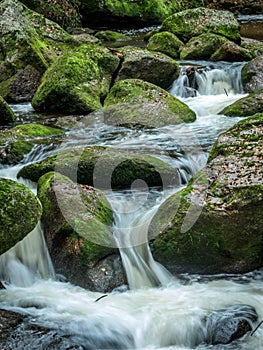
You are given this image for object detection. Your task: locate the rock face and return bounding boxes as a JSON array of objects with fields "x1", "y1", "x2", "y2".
[
  {"x1": 150, "y1": 113, "x2": 263, "y2": 274},
  {"x1": 0, "y1": 123, "x2": 64, "y2": 165},
  {"x1": 0, "y1": 0, "x2": 76, "y2": 102},
  {"x1": 160, "y1": 7, "x2": 241, "y2": 44},
  {"x1": 103, "y1": 79, "x2": 196, "y2": 128},
  {"x1": 0, "y1": 178, "x2": 42, "y2": 255},
  {"x1": 242, "y1": 55, "x2": 263, "y2": 93},
  {"x1": 37, "y1": 171, "x2": 125, "y2": 291},
  {"x1": 32, "y1": 44, "x2": 120, "y2": 114},
  {"x1": 18, "y1": 146, "x2": 180, "y2": 189}
]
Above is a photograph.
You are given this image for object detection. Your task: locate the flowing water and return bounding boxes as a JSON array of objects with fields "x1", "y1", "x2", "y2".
[{"x1": 0, "y1": 61, "x2": 263, "y2": 349}]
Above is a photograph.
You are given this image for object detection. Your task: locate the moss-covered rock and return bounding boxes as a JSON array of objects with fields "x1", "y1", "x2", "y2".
[
  {"x1": 115, "y1": 46, "x2": 179, "y2": 90},
  {"x1": 20, "y1": 0, "x2": 82, "y2": 29},
  {"x1": 32, "y1": 44, "x2": 120, "y2": 114},
  {"x1": 0, "y1": 123, "x2": 64, "y2": 164},
  {"x1": 0, "y1": 0, "x2": 77, "y2": 102},
  {"x1": 37, "y1": 171, "x2": 125, "y2": 291},
  {"x1": 180, "y1": 33, "x2": 228, "y2": 60},
  {"x1": 146, "y1": 32, "x2": 184, "y2": 59},
  {"x1": 241, "y1": 55, "x2": 263, "y2": 93},
  {"x1": 160, "y1": 7, "x2": 241, "y2": 44},
  {"x1": 18, "y1": 145, "x2": 180, "y2": 189},
  {"x1": 150, "y1": 113, "x2": 263, "y2": 274},
  {"x1": 94, "y1": 30, "x2": 129, "y2": 43},
  {"x1": 210, "y1": 41, "x2": 255, "y2": 62},
  {"x1": 0, "y1": 96, "x2": 16, "y2": 125},
  {"x1": 103, "y1": 79, "x2": 196, "y2": 128},
  {"x1": 219, "y1": 89, "x2": 263, "y2": 117},
  {"x1": 79, "y1": 0, "x2": 183, "y2": 27},
  {"x1": 0, "y1": 178, "x2": 42, "y2": 255}
]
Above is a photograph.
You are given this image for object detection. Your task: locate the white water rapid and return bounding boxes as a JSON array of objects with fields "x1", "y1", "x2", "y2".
[{"x1": 0, "y1": 61, "x2": 263, "y2": 349}]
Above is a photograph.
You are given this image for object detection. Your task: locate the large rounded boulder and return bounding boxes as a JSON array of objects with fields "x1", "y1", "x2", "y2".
[
  {"x1": 103, "y1": 79, "x2": 196, "y2": 128},
  {"x1": 0, "y1": 178, "x2": 42, "y2": 255},
  {"x1": 32, "y1": 44, "x2": 120, "y2": 114},
  {"x1": 150, "y1": 113, "x2": 263, "y2": 274},
  {"x1": 37, "y1": 171, "x2": 125, "y2": 291},
  {"x1": 160, "y1": 7, "x2": 241, "y2": 44},
  {"x1": 241, "y1": 55, "x2": 263, "y2": 93}
]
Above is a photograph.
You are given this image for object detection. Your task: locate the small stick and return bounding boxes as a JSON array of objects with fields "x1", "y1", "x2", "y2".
[
  {"x1": 94, "y1": 294, "x2": 108, "y2": 303},
  {"x1": 224, "y1": 88, "x2": 228, "y2": 96},
  {"x1": 251, "y1": 320, "x2": 263, "y2": 336}
]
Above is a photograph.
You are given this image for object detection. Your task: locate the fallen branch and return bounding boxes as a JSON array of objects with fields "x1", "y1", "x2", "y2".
[
  {"x1": 94, "y1": 294, "x2": 108, "y2": 303},
  {"x1": 251, "y1": 320, "x2": 263, "y2": 336}
]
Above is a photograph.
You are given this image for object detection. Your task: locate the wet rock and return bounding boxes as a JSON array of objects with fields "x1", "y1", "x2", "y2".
[
  {"x1": 37, "y1": 171, "x2": 125, "y2": 292},
  {"x1": 205, "y1": 304, "x2": 257, "y2": 345},
  {"x1": 242, "y1": 55, "x2": 263, "y2": 93},
  {"x1": 103, "y1": 79, "x2": 196, "y2": 128},
  {"x1": 0, "y1": 178, "x2": 42, "y2": 255},
  {"x1": 211, "y1": 41, "x2": 255, "y2": 62},
  {"x1": 150, "y1": 113, "x2": 263, "y2": 274},
  {"x1": 0, "y1": 309, "x2": 23, "y2": 342}
]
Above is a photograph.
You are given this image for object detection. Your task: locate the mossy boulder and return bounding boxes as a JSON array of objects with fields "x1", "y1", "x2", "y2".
[
  {"x1": 32, "y1": 44, "x2": 120, "y2": 114},
  {"x1": 79, "y1": 0, "x2": 182, "y2": 27},
  {"x1": 241, "y1": 55, "x2": 263, "y2": 93},
  {"x1": 150, "y1": 113, "x2": 263, "y2": 274},
  {"x1": 37, "y1": 171, "x2": 125, "y2": 291},
  {"x1": 0, "y1": 0, "x2": 77, "y2": 102},
  {"x1": 0, "y1": 96, "x2": 16, "y2": 125},
  {"x1": 102, "y1": 79, "x2": 196, "y2": 128},
  {"x1": 94, "y1": 30, "x2": 129, "y2": 43},
  {"x1": 0, "y1": 178, "x2": 42, "y2": 255},
  {"x1": 160, "y1": 7, "x2": 241, "y2": 44},
  {"x1": 115, "y1": 46, "x2": 179, "y2": 90},
  {"x1": 180, "y1": 33, "x2": 228, "y2": 60},
  {"x1": 220, "y1": 89, "x2": 263, "y2": 117},
  {"x1": 210, "y1": 41, "x2": 255, "y2": 62},
  {"x1": 20, "y1": 0, "x2": 82, "y2": 29},
  {"x1": 0, "y1": 123, "x2": 64, "y2": 164},
  {"x1": 18, "y1": 145, "x2": 180, "y2": 189},
  {"x1": 146, "y1": 32, "x2": 184, "y2": 59}
]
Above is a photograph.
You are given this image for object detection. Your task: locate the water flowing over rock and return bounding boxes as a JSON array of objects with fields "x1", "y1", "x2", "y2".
[
  {"x1": 37, "y1": 171, "x2": 125, "y2": 291},
  {"x1": 150, "y1": 113, "x2": 263, "y2": 274},
  {"x1": 0, "y1": 178, "x2": 42, "y2": 255}
]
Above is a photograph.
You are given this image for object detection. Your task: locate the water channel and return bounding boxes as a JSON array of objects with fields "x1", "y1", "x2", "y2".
[{"x1": 0, "y1": 59, "x2": 263, "y2": 349}]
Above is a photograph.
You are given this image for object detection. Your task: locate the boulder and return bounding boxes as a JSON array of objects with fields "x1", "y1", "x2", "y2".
[
  {"x1": 220, "y1": 89, "x2": 263, "y2": 117},
  {"x1": 115, "y1": 46, "x2": 179, "y2": 90},
  {"x1": 0, "y1": 96, "x2": 16, "y2": 125},
  {"x1": 210, "y1": 41, "x2": 255, "y2": 62},
  {"x1": 0, "y1": 0, "x2": 77, "y2": 102},
  {"x1": 79, "y1": 0, "x2": 181, "y2": 27},
  {"x1": 32, "y1": 44, "x2": 120, "y2": 114},
  {"x1": 18, "y1": 145, "x2": 180, "y2": 189},
  {"x1": 150, "y1": 113, "x2": 263, "y2": 274},
  {"x1": 0, "y1": 178, "x2": 42, "y2": 255},
  {"x1": 37, "y1": 171, "x2": 125, "y2": 291},
  {"x1": 160, "y1": 7, "x2": 241, "y2": 44},
  {"x1": 146, "y1": 32, "x2": 184, "y2": 59},
  {"x1": 241, "y1": 55, "x2": 263, "y2": 93},
  {"x1": 0, "y1": 123, "x2": 64, "y2": 165},
  {"x1": 103, "y1": 79, "x2": 196, "y2": 128}
]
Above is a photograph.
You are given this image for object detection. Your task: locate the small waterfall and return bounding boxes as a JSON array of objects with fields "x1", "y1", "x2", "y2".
[
  {"x1": 110, "y1": 188, "x2": 175, "y2": 290},
  {"x1": 0, "y1": 222, "x2": 55, "y2": 287},
  {"x1": 170, "y1": 61, "x2": 245, "y2": 98}
]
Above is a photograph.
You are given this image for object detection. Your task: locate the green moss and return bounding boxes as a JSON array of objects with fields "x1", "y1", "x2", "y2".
[
  {"x1": 147, "y1": 32, "x2": 184, "y2": 59},
  {"x1": 0, "y1": 96, "x2": 16, "y2": 124}
]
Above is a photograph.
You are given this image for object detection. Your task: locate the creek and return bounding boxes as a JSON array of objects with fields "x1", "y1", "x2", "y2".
[{"x1": 0, "y1": 60, "x2": 263, "y2": 349}]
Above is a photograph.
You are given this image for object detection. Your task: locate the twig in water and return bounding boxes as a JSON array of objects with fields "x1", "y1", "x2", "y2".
[
  {"x1": 224, "y1": 88, "x2": 228, "y2": 96},
  {"x1": 251, "y1": 320, "x2": 263, "y2": 336},
  {"x1": 94, "y1": 294, "x2": 108, "y2": 302}
]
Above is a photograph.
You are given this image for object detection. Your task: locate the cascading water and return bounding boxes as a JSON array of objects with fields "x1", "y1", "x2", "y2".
[{"x1": 0, "y1": 61, "x2": 263, "y2": 349}]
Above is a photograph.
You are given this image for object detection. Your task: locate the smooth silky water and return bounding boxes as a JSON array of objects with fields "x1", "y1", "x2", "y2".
[{"x1": 0, "y1": 61, "x2": 263, "y2": 349}]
